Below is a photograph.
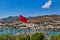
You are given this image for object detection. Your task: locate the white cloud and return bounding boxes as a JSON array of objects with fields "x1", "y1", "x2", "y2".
[{"x1": 42, "y1": 0, "x2": 52, "y2": 8}]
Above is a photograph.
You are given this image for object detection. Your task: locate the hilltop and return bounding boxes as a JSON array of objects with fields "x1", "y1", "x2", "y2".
[
  {"x1": 28, "y1": 14, "x2": 60, "y2": 23},
  {"x1": 0, "y1": 14, "x2": 60, "y2": 23}
]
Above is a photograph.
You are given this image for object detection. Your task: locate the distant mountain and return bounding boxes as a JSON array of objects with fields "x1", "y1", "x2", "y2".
[
  {"x1": 0, "y1": 16, "x2": 19, "y2": 23},
  {"x1": 27, "y1": 14, "x2": 60, "y2": 23},
  {"x1": 0, "y1": 14, "x2": 60, "y2": 23}
]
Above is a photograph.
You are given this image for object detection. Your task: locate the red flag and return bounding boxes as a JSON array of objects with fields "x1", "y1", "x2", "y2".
[{"x1": 19, "y1": 15, "x2": 27, "y2": 23}]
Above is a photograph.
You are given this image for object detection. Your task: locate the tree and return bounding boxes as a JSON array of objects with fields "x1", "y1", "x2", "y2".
[
  {"x1": 15, "y1": 34, "x2": 30, "y2": 40},
  {"x1": 0, "y1": 34, "x2": 15, "y2": 40},
  {"x1": 49, "y1": 34, "x2": 60, "y2": 40},
  {"x1": 30, "y1": 32, "x2": 46, "y2": 40}
]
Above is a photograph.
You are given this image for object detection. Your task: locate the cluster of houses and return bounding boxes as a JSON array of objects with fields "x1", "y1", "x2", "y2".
[{"x1": 0, "y1": 21, "x2": 60, "y2": 30}]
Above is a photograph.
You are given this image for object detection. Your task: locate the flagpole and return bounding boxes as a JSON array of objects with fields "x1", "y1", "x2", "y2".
[{"x1": 19, "y1": 15, "x2": 27, "y2": 34}]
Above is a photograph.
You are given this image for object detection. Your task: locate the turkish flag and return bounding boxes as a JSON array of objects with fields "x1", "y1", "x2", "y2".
[{"x1": 19, "y1": 15, "x2": 27, "y2": 23}]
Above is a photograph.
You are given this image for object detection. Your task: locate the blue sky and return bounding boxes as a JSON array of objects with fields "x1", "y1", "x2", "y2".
[{"x1": 0, "y1": 0, "x2": 60, "y2": 18}]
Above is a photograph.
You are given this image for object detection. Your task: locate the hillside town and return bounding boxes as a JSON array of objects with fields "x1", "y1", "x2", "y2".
[
  {"x1": 0, "y1": 21, "x2": 60, "y2": 30},
  {"x1": 0, "y1": 15, "x2": 60, "y2": 30}
]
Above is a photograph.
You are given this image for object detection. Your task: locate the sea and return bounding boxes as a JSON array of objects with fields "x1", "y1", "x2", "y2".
[{"x1": 0, "y1": 28, "x2": 60, "y2": 38}]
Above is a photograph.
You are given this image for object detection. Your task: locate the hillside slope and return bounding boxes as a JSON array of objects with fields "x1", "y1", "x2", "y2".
[{"x1": 0, "y1": 14, "x2": 60, "y2": 23}]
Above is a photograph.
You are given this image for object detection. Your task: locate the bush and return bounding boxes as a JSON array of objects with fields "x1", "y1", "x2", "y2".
[
  {"x1": 15, "y1": 34, "x2": 30, "y2": 40},
  {"x1": 30, "y1": 32, "x2": 46, "y2": 40},
  {"x1": 0, "y1": 34, "x2": 7, "y2": 40},
  {"x1": 49, "y1": 34, "x2": 60, "y2": 40},
  {"x1": 0, "y1": 33, "x2": 47, "y2": 40},
  {"x1": 0, "y1": 34, "x2": 15, "y2": 40}
]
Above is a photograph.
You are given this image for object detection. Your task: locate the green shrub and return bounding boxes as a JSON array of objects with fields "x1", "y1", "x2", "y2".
[
  {"x1": 23, "y1": 35, "x2": 30, "y2": 40},
  {"x1": 0, "y1": 33, "x2": 47, "y2": 40},
  {"x1": 49, "y1": 34, "x2": 60, "y2": 40},
  {"x1": 15, "y1": 34, "x2": 30, "y2": 40},
  {"x1": 0, "y1": 34, "x2": 7, "y2": 40},
  {"x1": 0, "y1": 34, "x2": 15, "y2": 40},
  {"x1": 30, "y1": 32, "x2": 46, "y2": 40}
]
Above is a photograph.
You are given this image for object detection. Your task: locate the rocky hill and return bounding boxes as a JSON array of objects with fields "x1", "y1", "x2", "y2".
[
  {"x1": 0, "y1": 14, "x2": 60, "y2": 23},
  {"x1": 28, "y1": 14, "x2": 60, "y2": 23}
]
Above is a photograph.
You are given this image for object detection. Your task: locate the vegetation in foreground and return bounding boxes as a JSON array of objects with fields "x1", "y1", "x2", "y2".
[
  {"x1": 49, "y1": 34, "x2": 60, "y2": 40},
  {"x1": 0, "y1": 32, "x2": 60, "y2": 40}
]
